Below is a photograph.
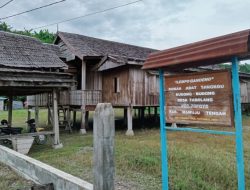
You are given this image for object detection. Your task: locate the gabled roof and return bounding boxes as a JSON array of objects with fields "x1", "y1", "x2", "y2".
[
  {"x1": 0, "y1": 31, "x2": 67, "y2": 69},
  {"x1": 143, "y1": 29, "x2": 250, "y2": 71},
  {"x1": 56, "y1": 31, "x2": 157, "y2": 62}
]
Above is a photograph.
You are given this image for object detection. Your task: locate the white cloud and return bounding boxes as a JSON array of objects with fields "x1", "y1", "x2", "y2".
[{"x1": 0, "y1": 0, "x2": 250, "y2": 50}]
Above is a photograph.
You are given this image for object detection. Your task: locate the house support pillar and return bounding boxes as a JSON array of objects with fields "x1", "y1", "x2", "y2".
[
  {"x1": 34, "y1": 95, "x2": 39, "y2": 127},
  {"x1": 85, "y1": 111, "x2": 89, "y2": 129},
  {"x1": 154, "y1": 107, "x2": 158, "y2": 122},
  {"x1": 123, "y1": 108, "x2": 127, "y2": 126},
  {"x1": 148, "y1": 107, "x2": 151, "y2": 116},
  {"x1": 27, "y1": 107, "x2": 31, "y2": 130},
  {"x1": 8, "y1": 95, "x2": 13, "y2": 127},
  {"x1": 52, "y1": 89, "x2": 63, "y2": 149},
  {"x1": 126, "y1": 106, "x2": 134, "y2": 136},
  {"x1": 80, "y1": 108, "x2": 87, "y2": 134},
  {"x1": 80, "y1": 59, "x2": 87, "y2": 135},
  {"x1": 73, "y1": 111, "x2": 76, "y2": 125},
  {"x1": 141, "y1": 107, "x2": 145, "y2": 128},
  {"x1": 47, "y1": 106, "x2": 52, "y2": 127}
]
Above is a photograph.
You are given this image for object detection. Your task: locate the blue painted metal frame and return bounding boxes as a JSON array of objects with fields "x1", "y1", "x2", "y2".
[
  {"x1": 158, "y1": 56, "x2": 245, "y2": 190},
  {"x1": 165, "y1": 127, "x2": 235, "y2": 136},
  {"x1": 232, "y1": 56, "x2": 245, "y2": 190},
  {"x1": 159, "y1": 69, "x2": 169, "y2": 190}
]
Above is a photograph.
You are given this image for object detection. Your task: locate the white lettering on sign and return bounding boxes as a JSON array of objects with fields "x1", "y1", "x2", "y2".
[
  {"x1": 176, "y1": 92, "x2": 192, "y2": 96},
  {"x1": 185, "y1": 86, "x2": 197, "y2": 90},
  {"x1": 182, "y1": 110, "x2": 200, "y2": 115},
  {"x1": 205, "y1": 111, "x2": 226, "y2": 116},
  {"x1": 189, "y1": 98, "x2": 213, "y2": 102},
  {"x1": 168, "y1": 87, "x2": 181, "y2": 91},
  {"x1": 201, "y1": 85, "x2": 224, "y2": 89},
  {"x1": 175, "y1": 77, "x2": 214, "y2": 84},
  {"x1": 181, "y1": 104, "x2": 209, "y2": 109},
  {"x1": 177, "y1": 99, "x2": 188, "y2": 102},
  {"x1": 169, "y1": 110, "x2": 177, "y2": 114},
  {"x1": 195, "y1": 91, "x2": 215, "y2": 96},
  {"x1": 165, "y1": 70, "x2": 232, "y2": 126}
]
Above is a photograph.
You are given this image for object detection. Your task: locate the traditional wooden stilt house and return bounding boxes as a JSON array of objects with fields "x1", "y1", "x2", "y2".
[
  {"x1": 0, "y1": 31, "x2": 75, "y2": 148},
  {"x1": 28, "y1": 31, "x2": 159, "y2": 135}
]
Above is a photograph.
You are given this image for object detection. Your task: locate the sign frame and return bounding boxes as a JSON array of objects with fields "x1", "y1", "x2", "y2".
[{"x1": 164, "y1": 69, "x2": 234, "y2": 126}]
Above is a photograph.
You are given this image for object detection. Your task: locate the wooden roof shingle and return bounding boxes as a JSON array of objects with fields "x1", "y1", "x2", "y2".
[
  {"x1": 57, "y1": 31, "x2": 157, "y2": 61},
  {"x1": 0, "y1": 31, "x2": 67, "y2": 69}
]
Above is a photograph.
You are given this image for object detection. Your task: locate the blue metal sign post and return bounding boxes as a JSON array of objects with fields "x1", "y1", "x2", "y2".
[
  {"x1": 231, "y1": 56, "x2": 245, "y2": 190},
  {"x1": 159, "y1": 69, "x2": 169, "y2": 190},
  {"x1": 158, "y1": 56, "x2": 245, "y2": 190}
]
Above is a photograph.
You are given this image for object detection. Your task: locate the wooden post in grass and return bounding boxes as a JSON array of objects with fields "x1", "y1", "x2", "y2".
[{"x1": 93, "y1": 103, "x2": 115, "y2": 190}]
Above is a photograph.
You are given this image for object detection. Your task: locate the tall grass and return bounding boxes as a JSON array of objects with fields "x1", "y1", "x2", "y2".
[{"x1": 0, "y1": 109, "x2": 250, "y2": 189}]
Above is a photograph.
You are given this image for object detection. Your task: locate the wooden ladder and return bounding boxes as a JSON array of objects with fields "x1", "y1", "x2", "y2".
[{"x1": 58, "y1": 106, "x2": 72, "y2": 133}]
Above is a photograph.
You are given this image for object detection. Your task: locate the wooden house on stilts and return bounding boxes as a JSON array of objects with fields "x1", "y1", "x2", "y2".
[{"x1": 28, "y1": 32, "x2": 159, "y2": 135}]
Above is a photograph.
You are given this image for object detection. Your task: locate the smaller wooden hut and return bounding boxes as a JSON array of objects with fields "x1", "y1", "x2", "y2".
[{"x1": 0, "y1": 31, "x2": 75, "y2": 148}]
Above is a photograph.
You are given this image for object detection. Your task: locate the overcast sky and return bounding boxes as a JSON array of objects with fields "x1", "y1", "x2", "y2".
[{"x1": 0, "y1": 0, "x2": 250, "y2": 50}]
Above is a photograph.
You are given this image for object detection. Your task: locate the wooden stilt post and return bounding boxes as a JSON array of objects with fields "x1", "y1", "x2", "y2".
[
  {"x1": 35, "y1": 95, "x2": 39, "y2": 127},
  {"x1": 141, "y1": 107, "x2": 145, "y2": 128},
  {"x1": 73, "y1": 110, "x2": 76, "y2": 125},
  {"x1": 123, "y1": 108, "x2": 127, "y2": 126},
  {"x1": 8, "y1": 95, "x2": 13, "y2": 127},
  {"x1": 52, "y1": 89, "x2": 63, "y2": 149},
  {"x1": 134, "y1": 108, "x2": 137, "y2": 117},
  {"x1": 154, "y1": 107, "x2": 158, "y2": 122},
  {"x1": 80, "y1": 108, "x2": 87, "y2": 134},
  {"x1": 85, "y1": 111, "x2": 89, "y2": 129},
  {"x1": 47, "y1": 106, "x2": 52, "y2": 127},
  {"x1": 126, "y1": 106, "x2": 134, "y2": 136},
  {"x1": 27, "y1": 107, "x2": 31, "y2": 130},
  {"x1": 148, "y1": 107, "x2": 151, "y2": 116},
  {"x1": 80, "y1": 59, "x2": 87, "y2": 134}
]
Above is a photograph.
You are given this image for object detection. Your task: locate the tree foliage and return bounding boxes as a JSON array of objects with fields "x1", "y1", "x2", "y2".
[
  {"x1": 0, "y1": 22, "x2": 55, "y2": 43},
  {"x1": 219, "y1": 63, "x2": 250, "y2": 73}
]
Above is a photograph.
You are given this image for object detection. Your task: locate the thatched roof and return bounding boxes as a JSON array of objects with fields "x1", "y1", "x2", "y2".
[
  {"x1": 56, "y1": 31, "x2": 157, "y2": 63},
  {"x1": 0, "y1": 31, "x2": 67, "y2": 69},
  {"x1": 0, "y1": 31, "x2": 75, "y2": 96}
]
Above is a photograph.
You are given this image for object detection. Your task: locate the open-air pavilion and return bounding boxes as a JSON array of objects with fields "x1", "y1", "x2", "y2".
[{"x1": 0, "y1": 31, "x2": 75, "y2": 149}]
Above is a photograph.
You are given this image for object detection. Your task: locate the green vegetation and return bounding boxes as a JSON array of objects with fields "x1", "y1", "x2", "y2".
[
  {"x1": 0, "y1": 109, "x2": 250, "y2": 189},
  {"x1": 0, "y1": 22, "x2": 55, "y2": 43},
  {"x1": 219, "y1": 63, "x2": 250, "y2": 73}
]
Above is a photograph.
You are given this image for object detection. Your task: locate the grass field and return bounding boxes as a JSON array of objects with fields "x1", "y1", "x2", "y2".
[{"x1": 0, "y1": 109, "x2": 250, "y2": 189}]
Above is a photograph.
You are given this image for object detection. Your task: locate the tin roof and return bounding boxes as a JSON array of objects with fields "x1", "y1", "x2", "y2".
[{"x1": 143, "y1": 29, "x2": 250, "y2": 71}]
